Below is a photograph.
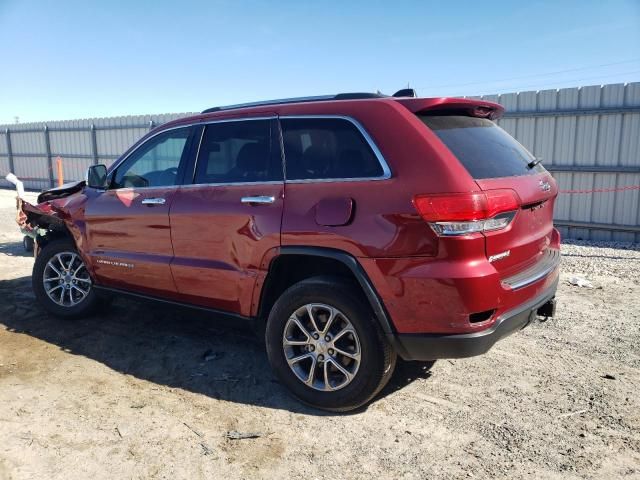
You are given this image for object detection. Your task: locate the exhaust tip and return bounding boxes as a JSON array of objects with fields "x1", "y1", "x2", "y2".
[
  {"x1": 536, "y1": 298, "x2": 557, "y2": 319},
  {"x1": 469, "y1": 309, "x2": 496, "y2": 324}
]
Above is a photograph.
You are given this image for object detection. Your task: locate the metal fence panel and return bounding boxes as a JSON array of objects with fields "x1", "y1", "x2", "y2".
[
  {"x1": 0, "y1": 156, "x2": 9, "y2": 179},
  {"x1": 12, "y1": 155, "x2": 50, "y2": 191},
  {"x1": 0, "y1": 112, "x2": 195, "y2": 189},
  {"x1": 50, "y1": 127, "x2": 92, "y2": 157},
  {"x1": 0, "y1": 134, "x2": 7, "y2": 155},
  {"x1": 478, "y1": 81, "x2": 640, "y2": 242},
  {"x1": 9, "y1": 130, "x2": 46, "y2": 154},
  {"x1": 1, "y1": 82, "x2": 639, "y2": 241}
]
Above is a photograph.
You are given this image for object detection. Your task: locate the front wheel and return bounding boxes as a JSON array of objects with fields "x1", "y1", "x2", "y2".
[
  {"x1": 23, "y1": 236, "x2": 34, "y2": 252},
  {"x1": 265, "y1": 277, "x2": 396, "y2": 412},
  {"x1": 32, "y1": 239, "x2": 100, "y2": 318}
]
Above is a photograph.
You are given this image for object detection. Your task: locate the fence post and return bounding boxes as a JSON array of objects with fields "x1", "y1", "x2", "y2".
[
  {"x1": 90, "y1": 124, "x2": 99, "y2": 165},
  {"x1": 5, "y1": 128, "x2": 14, "y2": 174},
  {"x1": 44, "y1": 125, "x2": 54, "y2": 187},
  {"x1": 148, "y1": 120, "x2": 155, "y2": 131}
]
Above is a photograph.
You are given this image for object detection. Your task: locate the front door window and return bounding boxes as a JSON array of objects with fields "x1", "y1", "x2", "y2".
[{"x1": 112, "y1": 127, "x2": 192, "y2": 188}]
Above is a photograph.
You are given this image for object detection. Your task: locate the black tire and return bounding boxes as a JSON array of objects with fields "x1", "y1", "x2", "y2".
[
  {"x1": 32, "y1": 238, "x2": 100, "y2": 319},
  {"x1": 23, "y1": 236, "x2": 34, "y2": 253},
  {"x1": 265, "y1": 276, "x2": 396, "y2": 412}
]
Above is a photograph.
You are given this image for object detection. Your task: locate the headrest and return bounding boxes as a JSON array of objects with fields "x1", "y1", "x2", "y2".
[
  {"x1": 236, "y1": 143, "x2": 266, "y2": 171},
  {"x1": 339, "y1": 149, "x2": 367, "y2": 177},
  {"x1": 302, "y1": 145, "x2": 329, "y2": 176}
]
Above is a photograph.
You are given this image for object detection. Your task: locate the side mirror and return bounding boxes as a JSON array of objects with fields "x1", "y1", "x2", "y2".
[{"x1": 86, "y1": 164, "x2": 108, "y2": 189}]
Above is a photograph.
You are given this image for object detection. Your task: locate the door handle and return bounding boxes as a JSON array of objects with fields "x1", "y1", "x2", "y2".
[
  {"x1": 141, "y1": 198, "x2": 166, "y2": 206},
  {"x1": 241, "y1": 196, "x2": 275, "y2": 205}
]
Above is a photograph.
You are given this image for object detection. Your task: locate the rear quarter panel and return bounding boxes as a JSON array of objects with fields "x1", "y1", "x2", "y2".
[{"x1": 279, "y1": 100, "x2": 479, "y2": 258}]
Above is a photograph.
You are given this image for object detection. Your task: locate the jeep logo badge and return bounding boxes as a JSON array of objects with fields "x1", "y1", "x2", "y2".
[{"x1": 539, "y1": 180, "x2": 551, "y2": 192}]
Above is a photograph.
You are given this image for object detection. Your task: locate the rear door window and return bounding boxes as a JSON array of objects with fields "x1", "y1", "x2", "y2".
[
  {"x1": 280, "y1": 118, "x2": 385, "y2": 180},
  {"x1": 194, "y1": 119, "x2": 282, "y2": 184},
  {"x1": 419, "y1": 115, "x2": 544, "y2": 179}
]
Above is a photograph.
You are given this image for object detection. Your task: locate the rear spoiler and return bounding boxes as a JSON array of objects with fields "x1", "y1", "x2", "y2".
[{"x1": 394, "y1": 97, "x2": 505, "y2": 120}]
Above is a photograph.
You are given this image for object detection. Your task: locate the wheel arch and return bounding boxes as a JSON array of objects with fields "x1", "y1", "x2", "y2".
[
  {"x1": 256, "y1": 246, "x2": 395, "y2": 335},
  {"x1": 29, "y1": 214, "x2": 93, "y2": 279}
]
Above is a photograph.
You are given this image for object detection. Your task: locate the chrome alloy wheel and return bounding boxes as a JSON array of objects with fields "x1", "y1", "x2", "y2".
[
  {"x1": 283, "y1": 303, "x2": 361, "y2": 391},
  {"x1": 43, "y1": 251, "x2": 92, "y2": 307}
]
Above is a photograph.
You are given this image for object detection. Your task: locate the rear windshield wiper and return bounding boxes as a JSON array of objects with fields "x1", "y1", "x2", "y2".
[{"x1": 527, "y1": 158, "x2": 542, "y2": 169}]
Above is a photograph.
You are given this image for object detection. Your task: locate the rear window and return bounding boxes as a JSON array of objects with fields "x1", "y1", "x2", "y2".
[
  {"x1": 280, "y1": 118, "x2": 384, "y2": 180},
  {"x1": 419, "y1": 115, "x2": 544, "y2": 179}
]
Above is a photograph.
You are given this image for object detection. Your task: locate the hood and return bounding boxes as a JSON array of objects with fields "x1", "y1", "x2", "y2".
[{"x1": 37, "y1": 180, "x2": 86, "y2": 203}]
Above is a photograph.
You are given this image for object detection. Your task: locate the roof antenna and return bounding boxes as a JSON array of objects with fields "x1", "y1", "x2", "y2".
[{"x1": 392, "y1": 88, "x2": 417, "y2": 98}]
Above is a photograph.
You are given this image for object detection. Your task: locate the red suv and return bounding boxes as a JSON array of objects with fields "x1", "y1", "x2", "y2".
[{"x1": 18, "y1": 92, "x2": 559, "y2": 411}]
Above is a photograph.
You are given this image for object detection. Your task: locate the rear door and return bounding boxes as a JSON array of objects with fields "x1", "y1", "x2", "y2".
[
  {"x1": 169, "y1": 118, "x2": 284, "y2": 316},
  {"x1": 419, "y1": 115, "x2": 558, "y2": 277},
  {"x1": 84, "y1": 126, "x2": 196, "y2": 295}
]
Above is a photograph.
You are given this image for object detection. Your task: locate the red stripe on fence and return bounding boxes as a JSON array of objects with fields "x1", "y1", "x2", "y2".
[
  {"x1": 1, "y1": 177, "x2": 48, "y2": 182},
  {"x1": 559, "y1": 185, "x2": 640, "y2": 194}
]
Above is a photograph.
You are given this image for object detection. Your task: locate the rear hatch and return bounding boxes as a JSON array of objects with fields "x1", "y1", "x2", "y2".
[{"x1": 418, "y1": 114, "x2": 557, "y2": 278}]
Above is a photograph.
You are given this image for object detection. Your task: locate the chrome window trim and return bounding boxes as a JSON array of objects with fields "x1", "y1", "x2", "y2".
[
  {"x1": 180, "y1": 180, "x2": 284, "y2": 189},
  {"x1": 108, "y1": 117, "x2": 277, "y2": 183},
  {"x1": 191, "y1": 124, "x2": 206, "y2": 183},
  {"x1": 105, "y1": 184, "x2": 182, "y2": 193},
  {"x1": 279, "y1": 115, "x2": 392, "y2": 183},
  {"x1": 190, "y1": 117, "x2": 280, "y2": 187},
  {"x1": 107, "y1": 114, "x2": 392, "y2": 189}
]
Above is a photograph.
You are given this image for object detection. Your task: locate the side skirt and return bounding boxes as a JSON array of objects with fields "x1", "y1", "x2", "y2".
[{"x1": 94, "y1": 285, "x2": 258, "y2": 331}]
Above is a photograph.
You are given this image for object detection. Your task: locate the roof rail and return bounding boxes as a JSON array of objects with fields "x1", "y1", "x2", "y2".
[{"x1": 201, "y1": 92, "x2": 387, "y2": 114}]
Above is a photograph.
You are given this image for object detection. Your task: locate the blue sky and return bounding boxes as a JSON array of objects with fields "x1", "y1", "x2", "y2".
[{"x1": 0, "y1": 0, "x2": 639, "y2": 124}]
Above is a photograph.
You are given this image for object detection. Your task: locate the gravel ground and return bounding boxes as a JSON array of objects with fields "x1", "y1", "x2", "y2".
[{"x1": 0, "y1": 188, "x2": 639, "y2": 480}]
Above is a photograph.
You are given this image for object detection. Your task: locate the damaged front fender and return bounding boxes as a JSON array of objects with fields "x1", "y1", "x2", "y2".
[{"x1": 7, "y1": 174, "x2": 90, "y2": 256}]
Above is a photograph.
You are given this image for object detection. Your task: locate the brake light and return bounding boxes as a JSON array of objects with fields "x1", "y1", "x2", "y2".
[
  {"x1": 473, "y1": 106, "x2": 494, "y2": 118},
  {"x1": 413, "y1": 189, "x2": 520, "y2": 236}
]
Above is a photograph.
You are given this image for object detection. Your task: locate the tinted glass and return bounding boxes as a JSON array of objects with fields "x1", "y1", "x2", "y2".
[
  {"x1": 419, "y1": 115, "x2": 544, "y2": 179},
  {"x1": 113, "y1": 127, "x2": 191, "y2": 188},
  {"x1": 280, "y1": 118, "x2": 384, "y2": 180},
  {"x1": 194, "y1": 120, "x2": 281, "y2": 184}
]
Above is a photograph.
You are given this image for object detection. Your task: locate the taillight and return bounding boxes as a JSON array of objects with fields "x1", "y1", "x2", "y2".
[{"x1": 413, "y1": 189, "x2": 520, "y2": 236}]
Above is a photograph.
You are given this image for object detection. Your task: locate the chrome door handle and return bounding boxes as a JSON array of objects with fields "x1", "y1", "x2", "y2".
[
  {"x1": 141, "y1": 198, "x2": 166, "y2": 205},
  {"x1": 241, "y1": 196, "x2": 275, "y2": 205}
]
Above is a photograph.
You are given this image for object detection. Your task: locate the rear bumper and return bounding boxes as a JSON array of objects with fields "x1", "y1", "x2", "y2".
[
  {"x1": 388, "y1": 276, "x2": 558, "y2": 361},
  {"x1": 359, "y1": 229, "x2": 562, "y2": 336}
]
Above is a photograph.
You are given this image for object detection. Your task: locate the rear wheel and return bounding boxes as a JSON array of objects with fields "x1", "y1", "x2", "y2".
[
  {"x1": 32, "y1": 239, "x2": 100, "y2": 318},
  {"x1": 265, "y1": 277, "x2": 396, "y2": 412}
]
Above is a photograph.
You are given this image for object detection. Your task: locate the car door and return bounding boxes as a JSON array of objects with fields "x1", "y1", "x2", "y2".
[
  {"x1": 169, "y1": 117, "x2": 284, "y2": 316},
  {"x1": 84, "y1": 125, "x2": 197, "y2": 296}
]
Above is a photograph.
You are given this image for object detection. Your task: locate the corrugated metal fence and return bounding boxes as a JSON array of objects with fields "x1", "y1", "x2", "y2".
[
  {"x1": 470, "y1": 82, "x2": 640, "y2": 242},
  {"x1": 1, "y1": 82, "x2": 639, "y2": 241},
  {"x1": 0, "y1": 113, "x2": 194, "y2": 191}
]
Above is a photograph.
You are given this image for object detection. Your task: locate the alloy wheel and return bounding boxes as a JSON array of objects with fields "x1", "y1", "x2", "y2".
[
  {"x1": 43, "y1": 251, "x2": 92, "y2": 307},
  {"x1": 282, "y1": 303, "x2": 361, "y2": 391}
]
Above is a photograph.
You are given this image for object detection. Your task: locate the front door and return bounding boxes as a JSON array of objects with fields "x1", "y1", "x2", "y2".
[
  {"x1": 84, "y1": 126, "x2": 196, "y2": 296},
  {"x1": 169, "y1": 118, "x2": 284, "y2": 316}
]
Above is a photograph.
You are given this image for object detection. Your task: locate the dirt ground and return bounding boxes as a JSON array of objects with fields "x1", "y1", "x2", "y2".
[{"x1": 0, "y1": 188, "x2": 638, "y2": 480}]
